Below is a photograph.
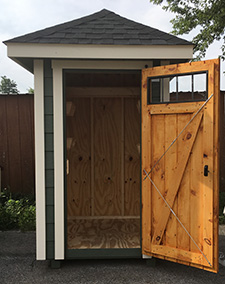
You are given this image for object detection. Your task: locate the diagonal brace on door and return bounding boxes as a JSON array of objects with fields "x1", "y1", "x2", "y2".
[{"x1": 143, "y1": 93, "x2": 214, "y2": 180}]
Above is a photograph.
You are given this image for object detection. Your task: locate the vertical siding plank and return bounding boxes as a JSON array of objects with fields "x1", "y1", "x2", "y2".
[
  {"x1": 177, "y1": 114, "x2": 191, "y2": 252},
  {"x1": 151, "y1": 114, "x2": 165, "y2": 242},
  {"x1": 165, "y1": 114, "x2": 177, "y2": 248},
  {"x1": 18, "y1": 95, "x2": 35, "y2": 194},
  {"x1": 141, "y1": 68, "x2": 152, "y2": 255},
  {"x1": 6, "y1": 96, "x2": 22, "y2": 192},
  {"x1": 202, "y1": 63, "x2": 215, "y2": 267},
  {"x1": 190, "y1": 114, "x2": 203, "y2": 254},
  {"x1": 0, "y1": 96, "x2": 9, "y2": 189}
]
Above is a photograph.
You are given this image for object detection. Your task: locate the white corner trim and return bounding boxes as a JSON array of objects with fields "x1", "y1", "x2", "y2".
[
  {"x1": 7, "y1": 43, "x2": 193, "y2": 60},
  {"x1": 53, "y1": 66, "x2": 65, "y2": 260},
  {"x1": 34, "y1": 60, "x2": 46, "y2": 260}
]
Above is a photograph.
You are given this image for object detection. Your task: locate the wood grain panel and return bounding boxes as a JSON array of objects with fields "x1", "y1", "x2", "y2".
[
  {"x1": 0, "y1": 95, "x2": 34, "y2": 195},
  {"x1": 94, "y1": 98, "x2": 122, "y2": 216},
  {"x1": 164, "y1": 114, "x2": 177, "y2": 248},
  {"x1": 150, "y1": 244, "x2": 203, "y2": 265},
  {"x1": 141, "y1": 69, "x2": 152, "y2": 254},
  {"x1": 0, "y1": 96, "x2": 9, "y2": 188},
  {"x1": 146, "y1": 60, "x2": 215, "y2": 78},
  {"x1": 152, "y1": 112, "x2": 203, "y2": 245},
  {"x1": 6, "y1": 96, "x2": 22, "y2": 192},
  {"x1": 202, "y1": 66, "x2": 214, "y2": 266},
  {"x1": 18, "y1": 96, "x2": 35, "y2": 194},
  {"x1": 67, "y1": 87, "x2": 140, "y2": 98},
  {"x1": 177, "y1": 114, "x2": 191, "y2": 252},
  {"x1": 148, "y1": 102, "x2": 204, "y2": 115},
  {"x1": 67, "y1": 218, "x2": 140, "y2": 249},
  {"x1": 190, "y1": 115, "x2": 203, "y2": 253},
  {"x1": 151, "y1": 114, "x2": 165, "y2": 240},
  {"x1": 124, "y1": 98, "x2": 140, "y2": 216},
  {"x1": 67, "y1": 98, "x2": 91, "y2": 217}
]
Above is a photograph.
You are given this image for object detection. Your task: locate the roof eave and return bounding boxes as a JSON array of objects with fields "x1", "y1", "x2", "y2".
[{"x1": 6, "y1": 42, "x2": 193, "y2": 65}]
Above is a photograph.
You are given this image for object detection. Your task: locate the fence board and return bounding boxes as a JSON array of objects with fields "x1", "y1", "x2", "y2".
[
  {"x1": 221, "y1": 91, "x2": 225, "y2": 192},
  {"x1": 0, "y1": 94, "x2": 34, "y2": 195},
  {"x1": 0, "y1": 97, "x2": 9, "y2": 186}
]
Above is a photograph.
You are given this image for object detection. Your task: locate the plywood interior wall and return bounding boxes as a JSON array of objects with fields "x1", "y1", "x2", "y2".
[{"x1": 66, "y1": 72, "x2": 140, "y2": 218}]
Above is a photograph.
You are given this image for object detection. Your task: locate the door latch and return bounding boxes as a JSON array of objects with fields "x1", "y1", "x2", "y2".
[
  {"x1": 67, "y1": 159, "x2": 69, "y2": 175},
  {"x1": 204, "y1": 165, "x2": 209, "y2": 177}
]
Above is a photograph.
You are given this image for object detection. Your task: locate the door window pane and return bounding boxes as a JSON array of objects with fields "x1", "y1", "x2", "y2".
[
  {"x1": 148, "y1": 71, "x2": 207, "y2": 104},
  {"x1": 194, "y1": 73, "x2": 207, "y2": 100}
]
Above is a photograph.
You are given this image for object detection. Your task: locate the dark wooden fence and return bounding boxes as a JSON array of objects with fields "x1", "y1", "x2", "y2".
[
  {"x1": 0, "y1": 94, "x2": 34, "y2": 195},
  {"x1": 221, "y1": 91, "x2": 225, "y2": 192},
  {"x1": 0, "y1": 92, "x2": 224, "y2": 195}
]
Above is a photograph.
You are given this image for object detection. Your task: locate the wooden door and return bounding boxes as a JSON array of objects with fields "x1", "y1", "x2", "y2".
[{"x1": 141, "y1": 59, "x2": 220, "y2": 272}]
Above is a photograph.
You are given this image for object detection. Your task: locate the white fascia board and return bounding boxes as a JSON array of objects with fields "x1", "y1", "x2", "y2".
[{"x1": 7, "y1": 43, "x2": 193, "y2": 60}]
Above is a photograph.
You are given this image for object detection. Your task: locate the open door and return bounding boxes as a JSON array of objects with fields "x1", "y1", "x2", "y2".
[{"x1": 141, "y1": 59, "x2": 220, "y2": 272}]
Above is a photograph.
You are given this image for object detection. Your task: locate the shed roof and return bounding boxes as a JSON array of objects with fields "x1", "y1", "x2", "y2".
[{"x1": 5, "y1": 9, "x2": 192, "y2": 46}]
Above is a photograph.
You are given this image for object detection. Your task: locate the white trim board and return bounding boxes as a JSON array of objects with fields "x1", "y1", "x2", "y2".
[
  {"x1": 7, "y1": 43, "x2": 193, "y2": 60},
  {"x1": 53, "y1": 65, "x2": 65, "y2": 260},
  {"x1": 52, "y1": 60, "x2": 154, "y2": 70},
  {"x1": 34, "y1": 60, "x2": 46, "y2": 260}
]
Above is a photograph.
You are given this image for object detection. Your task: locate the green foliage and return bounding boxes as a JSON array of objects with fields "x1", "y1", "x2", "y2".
[
  {"x1": 27, "y1": 87, "x2": 34, "y2": 94},
  {"x1": 0, "y1": 189, "x2": 35, "y2": 231},
  {"x1": 0, "y1": 75, "x2": 19, "y2": 94},
  {"x1": 18, "y1": 204, "x2": 36, "y2": 232},
  {"x1": 0, "y1": 204, "x2": 15, "y2": 230},
  {"x1": 149, "y1": 0, "x2": 225, "y2": 60}
]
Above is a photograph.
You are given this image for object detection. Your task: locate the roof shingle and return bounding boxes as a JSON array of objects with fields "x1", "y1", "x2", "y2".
[{"x1": 4, "y1": 9, "x2": 192, "y2": 46}]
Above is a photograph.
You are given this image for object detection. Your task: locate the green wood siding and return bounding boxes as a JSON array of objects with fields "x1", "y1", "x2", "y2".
[{"x1": 44, "y1": 59, "x2": 54, "y2": 259}]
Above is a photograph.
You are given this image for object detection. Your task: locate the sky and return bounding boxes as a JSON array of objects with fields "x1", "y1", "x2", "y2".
[{"x1": 0, "y1": 0, "x2": 224, "y2": 93}]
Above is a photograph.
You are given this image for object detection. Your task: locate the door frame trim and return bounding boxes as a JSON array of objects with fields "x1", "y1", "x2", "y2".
[{"x1": 59, "y1": 64, "x2": 145, "y2": 258}]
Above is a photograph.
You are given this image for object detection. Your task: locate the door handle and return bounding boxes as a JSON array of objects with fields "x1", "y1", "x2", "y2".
[
  {"x1": 67, "y1": 159, "x2": 69, "y2": 175},
  {"x1": 204, "y1": 165, "x2": 209, "y2": 177}
]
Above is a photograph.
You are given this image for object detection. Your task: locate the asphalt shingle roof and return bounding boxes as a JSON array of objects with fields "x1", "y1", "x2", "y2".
[{"x1": 5, "y1": 9, "x2": 192, "y2": 46}]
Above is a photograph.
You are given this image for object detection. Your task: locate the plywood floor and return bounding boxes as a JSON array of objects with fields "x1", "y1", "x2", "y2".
[{"x1": 67, "y1": 218, "x2": 140, "y2": 249}]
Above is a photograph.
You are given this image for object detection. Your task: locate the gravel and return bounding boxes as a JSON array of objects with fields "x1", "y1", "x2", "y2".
[{"x1": 0, "y1": 230, "x2": 225, "y2": 284}]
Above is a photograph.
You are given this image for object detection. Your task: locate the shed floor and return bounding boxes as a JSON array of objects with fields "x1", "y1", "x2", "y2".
[{"x1": 67, "y1": 218, "x2": 140, "y2": 249}]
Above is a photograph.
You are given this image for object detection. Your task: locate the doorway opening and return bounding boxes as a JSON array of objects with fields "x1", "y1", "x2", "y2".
[{"x1": 65, "y1": 70, "x2": 141, "y2": 250}]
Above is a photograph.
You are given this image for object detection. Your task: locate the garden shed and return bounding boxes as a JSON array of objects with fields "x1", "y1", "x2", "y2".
[{"x1": 4, "y1": 9, "x2": 220, "y2": 272}]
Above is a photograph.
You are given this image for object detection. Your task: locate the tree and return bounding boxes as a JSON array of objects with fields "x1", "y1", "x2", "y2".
[
  {"x1": 27, "y1": 87, "x2": 34, "y2": 94},
  {"x1": 0, "y1": 76, "x2": 19, "y2": 94},
  {"x1": 149, "y1": 0, "x2": 225, "y2": 60}
]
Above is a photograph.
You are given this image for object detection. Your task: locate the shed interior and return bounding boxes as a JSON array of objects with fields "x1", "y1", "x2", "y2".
[{"x1": 65, "y1": 71, "x2": 141, "y2": 250}]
